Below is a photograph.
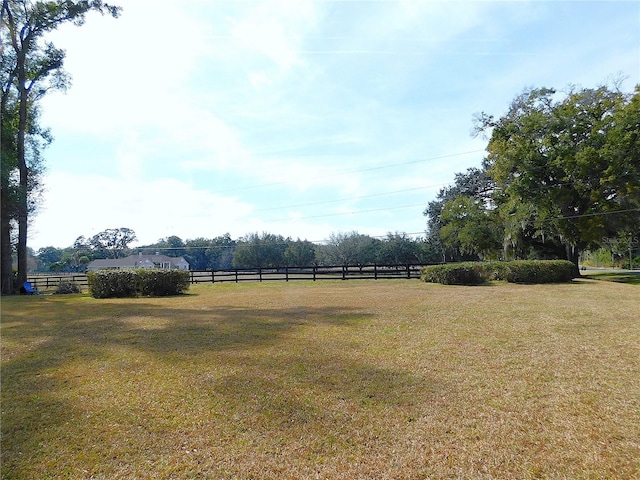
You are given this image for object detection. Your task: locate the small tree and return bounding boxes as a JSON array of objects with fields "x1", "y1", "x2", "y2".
[
  {"x1": 440, "y1": 196, "x2": 502, "y2": 260},
  {"x1": 317, "y1": 232, "x2": 381, "y2": 266},
  {"x1": 377, "y1": 233, "x2": 421, "y2": 265},
  {"x1": 232, "y1": 232, "x2": 288, "y2": 268},
  {"x1": 423, "y1": 166, "x2": 495, "y2": 262},
  {"x1": 284, "y1": 239, "x2": 316, "y2": 267}
]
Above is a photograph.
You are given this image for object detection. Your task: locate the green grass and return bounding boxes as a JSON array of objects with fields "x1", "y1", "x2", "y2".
[{"x1": 2, "y1": 280, "x2": 639, "y2": 479}]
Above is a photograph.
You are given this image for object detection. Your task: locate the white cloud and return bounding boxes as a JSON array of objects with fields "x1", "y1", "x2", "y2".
[
  {"x1": 30, "y1": 171, "x2": 255, "y2": 249},
  {"x1": 249, "y1": 71, "x2": 274, "y2": 90},
  {"x1": 41, "y1": 1, "x2": 212, "y2": 135},
  {"x1": 229, "y1": 0, "x2": 319, "y2": 70}
]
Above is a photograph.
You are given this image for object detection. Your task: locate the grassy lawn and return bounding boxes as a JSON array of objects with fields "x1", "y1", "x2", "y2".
[{"x1": 2, "y1": 279, "x2": 639, "y2": 479}]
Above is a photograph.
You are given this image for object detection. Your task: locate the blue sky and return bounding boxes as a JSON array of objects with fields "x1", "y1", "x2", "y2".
[{"x1": 32, "y1": 0, "x2": 640, "y2": 249}]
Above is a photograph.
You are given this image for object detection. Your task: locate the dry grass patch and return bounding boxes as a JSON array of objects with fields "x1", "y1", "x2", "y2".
[{"x1": 2, "y1": 280, "x2": 639, "y2": 479}]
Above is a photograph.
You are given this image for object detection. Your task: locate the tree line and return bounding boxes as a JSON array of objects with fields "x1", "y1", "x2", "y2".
[{"x1": 33, "y1": 229, "x2": 444, "y2": 272}]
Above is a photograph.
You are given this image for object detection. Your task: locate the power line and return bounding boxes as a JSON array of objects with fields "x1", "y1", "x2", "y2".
[
  {"x1": 266, "y1": 202, "x2": 427, "y2": 223},
  {"x1": 542, "y1": 207, "x2": 640, "y2": 222},
  {"x1": 254, "y1": 183, "x2": 449, "y2": 213},
  {"x1": 218, "y1": 150, "x2": 484, "y2": 193}
]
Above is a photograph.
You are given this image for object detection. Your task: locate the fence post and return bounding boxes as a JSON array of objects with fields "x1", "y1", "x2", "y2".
[
  {"x1": 407, "y1": 264, "x2": 411, "y2": 279},
  {"x1": 285, "y1": 267, "x2": 289, "y2": 282},
  {"x1": 211, "y1": 270, "x2": 215, "y2": 284},
  {"x1": 235, "y1": 270, "x2": 238, "y2": 283},
  {"x1": 374, "y1": 264, "x2": 378, "y2": 280},
  {"x1": 259, "y1": 268, "x2": 262, "y2": 282},
  {"x1": 313, "y1": 265, "x2": 316, "y2": 281}
]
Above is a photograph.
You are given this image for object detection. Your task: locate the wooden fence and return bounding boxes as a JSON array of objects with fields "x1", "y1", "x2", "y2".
[
  {"x1": 27, "y1": 264, "x2": 428, "y2": 290},
  {"x1": 26, "y1": 273, "x2": 90, "y2": 290},
  {"x1": 189, "y1": 264, "x2": 427, "y2": 284}
]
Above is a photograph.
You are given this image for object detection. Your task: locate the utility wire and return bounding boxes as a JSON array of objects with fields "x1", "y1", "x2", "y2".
[
  {"x1": 254, "y1": 183, "x2": 448, "y2": 213},
  {"x1": 542, "y1": 207, "x2": 640, "y2": 222},
  {"x1": 266, "y1": 202, "x2": 427, "y2": 223},
  {"x1": 218, "y1": 150, "x2": 484, "y2": 193}
]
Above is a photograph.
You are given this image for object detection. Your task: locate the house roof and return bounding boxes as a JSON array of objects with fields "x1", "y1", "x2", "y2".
[{"x1": 88, "y1": 258, "x2": 137, "y2": 269}]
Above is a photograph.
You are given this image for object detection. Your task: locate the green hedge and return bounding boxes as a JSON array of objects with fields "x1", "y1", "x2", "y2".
[
  {"x1": 501, "y1": 260, "x2": 574, "y2": 284},
  {"x1": 87, "y1": 270, "x2": 190, "y2": 298},
  {"x1": 420, "y1": 263, "x2": 484, "y2": 285},
  {"x1": 137, "y1": 269, "x2": 191, "y2": 296},
  {"x1": 421, "y1": 260, "x2": 575, "y2": 285},
  {"x1": 87, "y1": 270, "x2": 138, "y2": 298}
]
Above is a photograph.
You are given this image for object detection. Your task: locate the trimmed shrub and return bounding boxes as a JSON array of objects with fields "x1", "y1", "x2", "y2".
[
  {"x1": 88, "y1": 270, "x2": 139, "y2": 298},
  {"x1": 421, "y1": 260, "x2": 575, "y2": 285},
  {"x1": 87, "y1": 269, "x2": 191, "y2": 298},
  {"x1": 421, "y1": 263, "x2": 484, "y2": 285},
  {"x1": 504, "y1": 260, "x2": 575, "y2": 284},
  {"x1": 137, "y1": 269, "x2": 190, "y2": 296},
  {"x1": 470, "y1": 261, "x2": 510, "y2": 282},
  {"x1": 54, "y1": 281, "x2": 82, "y2": 295}
]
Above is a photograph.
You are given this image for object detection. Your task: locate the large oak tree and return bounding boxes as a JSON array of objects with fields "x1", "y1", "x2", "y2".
[
  {"x1": 425, "y1": 83, "x2": 639, "y2": 271},
  {"x1": 473, "y1": 84, "x2": 640, "y2": 272}
]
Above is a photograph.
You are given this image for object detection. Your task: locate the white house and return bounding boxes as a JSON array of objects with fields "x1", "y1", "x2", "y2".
[{"x1": 87, "y1": 253, "x2": 190, "y2": 271}]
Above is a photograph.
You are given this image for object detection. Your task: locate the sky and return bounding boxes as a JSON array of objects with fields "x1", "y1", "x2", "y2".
[{"x1": 31, "y1": 0, "x2": 640, "y2": 249}]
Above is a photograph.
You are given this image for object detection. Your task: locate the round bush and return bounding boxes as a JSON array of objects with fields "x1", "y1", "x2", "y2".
[{"x1": 54, "y1": 281, "x2": 82, "y2": 294}]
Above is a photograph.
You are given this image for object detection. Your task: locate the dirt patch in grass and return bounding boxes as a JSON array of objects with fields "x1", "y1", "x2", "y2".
[{"x1": 2, "y1": 280, "x2": 639, "y2": 479}]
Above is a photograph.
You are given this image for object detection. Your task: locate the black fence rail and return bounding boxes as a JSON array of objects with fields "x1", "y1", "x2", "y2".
[
  {"x1": 189, "y1": 264, "x2": 427, "y2": 284},
  {"x1": 26, "y1": 273, "x2": 90, "y2": 290},
  {"x1": 27, "y1": 264, "x2": 428, "y2": 290}
]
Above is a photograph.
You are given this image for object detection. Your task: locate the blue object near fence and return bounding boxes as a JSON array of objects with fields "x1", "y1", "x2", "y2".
[{"x1": 21, "y1": 281, "x2": 39, "y2": 294}]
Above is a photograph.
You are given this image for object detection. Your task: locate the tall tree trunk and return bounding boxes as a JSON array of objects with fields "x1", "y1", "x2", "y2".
[
  {"x1": 1, "y1": 1, "x2": 16, "y2": 294},
  {"x1": 16, "y1": 49, "x2": 28, "y2": 287},
  {"x1": 0, "y1": 183, "x2": 14, "y2": 295},
  {"x1": 566, "y1": 244, "x2": 581, "y2": 277},
  {"x1": 1, "y1": 88, "x2": 14, "y2": 294}
]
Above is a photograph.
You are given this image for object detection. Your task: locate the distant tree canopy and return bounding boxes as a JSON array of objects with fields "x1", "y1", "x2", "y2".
[
  {"x1": 33, "y1": 230, "x2": 442, "y2": 272},
  {"x1": 232, "y1": 232, "x2": 289, "y2": 269},
  {"x1": 284, "y1": 239, "x2": 317, "y2": 267},
  {"x1": 425, "y1": 83, "x2": 640, "y2": 272},
  {"x1": 315, "y1": 231, "x2": 381, "y2": 266},
  {"x1": 83, "y1": 227, "x2": 137, "y2": 258}
]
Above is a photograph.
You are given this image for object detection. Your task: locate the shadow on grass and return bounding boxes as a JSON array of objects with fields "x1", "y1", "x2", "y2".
[
  {"x1": 583, "y1": 272, "x2": 640, "y2": 285},
  {"x1": 1, "y1": 295, "x2": 437, "y2": 477}
]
